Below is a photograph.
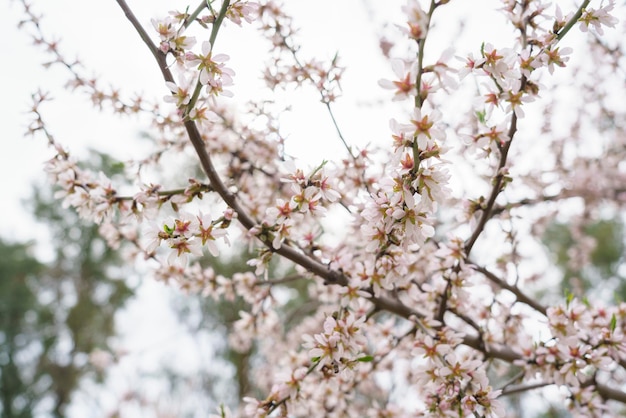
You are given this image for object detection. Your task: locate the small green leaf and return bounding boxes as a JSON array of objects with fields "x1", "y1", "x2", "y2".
[
  {"x1": 311, "y1": 356, "x2": 321, "y2": 363},
  {"x1": 610, "y1": 314, "x2": 617, "y2": 332},
  {"x1": 111, "y1": 162, "x2": 125, "y2": 174},
  {"x1": 356, "y1": 355, "x2": 374, "y2": 362},
  {"x1": 476, "y1": 110, "x2": 486, "y2": 124}
]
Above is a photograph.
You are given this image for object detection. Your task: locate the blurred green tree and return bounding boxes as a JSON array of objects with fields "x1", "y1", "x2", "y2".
[
  {"x1": 168, "y1": 249, "x2": 315, "y2": 411},
  {"x1": 0, "y1": 240, "x2": 44, "y2": 418},
  {"x1": 0, "y1": 152, "x2": 133, "y2": 418},
  {"x1": 543, "y1": 217, "x2": 625, "y2": 300}
]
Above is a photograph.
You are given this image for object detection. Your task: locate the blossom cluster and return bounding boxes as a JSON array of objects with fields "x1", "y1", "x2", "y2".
[
  {"x1": 249, "y1": 161, "x2": 341, "y2": 251},
  {"x1": 20, "y1": 0, "x2": 626, "y2": 417},
  {"x1": 303, "y1": 311, "x2": 368, "y2": 376},
  {"x1": 519, "y1": 299, "x2": 626, "y2": 407},
  {"x1": 146, "y1": 210, "x2": 230, "y2": 265},
  {"x1": 413, "y1": 327, "x2": 505, "y2": 417}
]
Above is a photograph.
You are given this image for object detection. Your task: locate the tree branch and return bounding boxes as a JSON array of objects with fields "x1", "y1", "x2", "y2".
[
  {"x1": 471, "y1": 263, "x2": 547, "y2": 315},
  {"x1": 115, "y1": 0, "x2": 174, "y2": 84},
  {"x1": 501, "y1": 381, "x2": 551, "y2": 396},
  {"x1": 464, "y1": 109, "x2": 519, "y2": 255}
]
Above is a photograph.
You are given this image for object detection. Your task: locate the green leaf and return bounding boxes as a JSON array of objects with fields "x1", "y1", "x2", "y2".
[
  {"x1": 610, "y1": 314, "x2": 617, "y2": 332},
  {"x1": 476, "y1": 110, "x2": 486, "y2": 124},
  {"x1": 110, "y1": 161, "x2": 125, "y2": 174},
  {"x1": 356, "y1": 355, "x2": 374, "y2": 362}
]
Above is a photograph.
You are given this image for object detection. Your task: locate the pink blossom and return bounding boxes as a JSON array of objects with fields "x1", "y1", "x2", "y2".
[
  {"x1": 226, "y1": 1, "x2": 259, "y2": 26},
  {"x1": 410, "y1": 108, "x2": 445, "y2": 150},
  {"x1": 378, "y1": 59, "x2": 418, "y2": 101},
  {"x1": 164, "y1": 73, "x2": 193, "y2": 107},
  {"x1": 579, "y1": 1, "x2": 618, "y2": 35}
]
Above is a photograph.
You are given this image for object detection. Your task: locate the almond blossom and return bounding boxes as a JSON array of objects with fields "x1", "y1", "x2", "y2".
[
  {"x1": 378, "y1": 59, "x2": 418, "y2": 101},
  {"x1": 187, "y1": 41, "x2": 235, "y2": 94},
  {"x1": 579, "y1": 0, "x2": 618, "y2": 35}
]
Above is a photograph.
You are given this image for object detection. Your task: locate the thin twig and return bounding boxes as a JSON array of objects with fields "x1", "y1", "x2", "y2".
[
  {"x1": 497, "y1": 370, "x2": 525, "y2": 392},
  {"x1": 471, "y1": 263, "x2": 547, "y2": 315},
  {"x1": 464, "y1": 107, "x2": 519, "y2": 255},
  {"x1": 501, "y1": 381, "x2": 552, "y2": 396},
  {"x1": 556, "y1": 0, "x2": 591, "y2": 41},
  {"x1": 491, "y1": 194, "x2": 563, "y2": 216},
  {"x1": 254, "y1": 274, "x2": 305, "y2": 286},
  {"x1": 324, "y1": 101, "x2": 354, "y2": 159},
  {"x1": 184, "y1": 1, "x2": 209, "y2": 28},
  {"x1": 279, "y1": 34, "x2": 359, "y2": 164}
]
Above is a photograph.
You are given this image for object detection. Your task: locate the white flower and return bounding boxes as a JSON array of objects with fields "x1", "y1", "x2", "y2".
[
  {"x1": 151, "y1": 17, "x2": 177, "y2": 41},
  {"x1": 197, "y1": 211, "x2": 227, "y2": 256},
  {"x1": 378, "y1": 59, "x2": 418, "y2": 101},
  {"x1": 226, "y1": 1, "x2": 260, "y2": 26},
  {"x1": 164, "y1": 73, "x2": 193, "y2": 107},
  {"x1": 579, "y1": 1, "x2": 618, "y2": 36},
  {"x1": 411, "y1": 108, "x2": 445, "y2": 150}
]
